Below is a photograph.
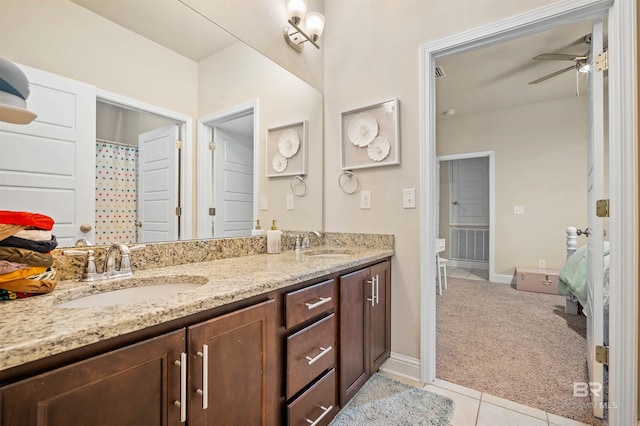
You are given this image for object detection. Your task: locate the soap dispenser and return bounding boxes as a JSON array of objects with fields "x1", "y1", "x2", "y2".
[
  {"x1": 266, "y1": 220, "x2": 282, "y2": 254},
  {"x1": 251, "y1": 219, "x2": 266, "y2": 236}
]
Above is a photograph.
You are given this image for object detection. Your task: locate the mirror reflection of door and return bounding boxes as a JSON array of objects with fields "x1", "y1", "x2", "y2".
[
  {"x1": 95, "y1": 100, "x2": 182, "y2": 245},
  {"x1": 208, "y1": 111, "x2": 255, "y2": 238}
]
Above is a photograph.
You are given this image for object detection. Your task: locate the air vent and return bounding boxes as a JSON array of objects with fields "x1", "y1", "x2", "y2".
[{"x1": 435, "y1": 65, "x2": 447, "y2": 79}]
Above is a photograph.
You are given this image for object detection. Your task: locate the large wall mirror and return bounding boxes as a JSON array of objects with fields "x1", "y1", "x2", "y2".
[{"x1": 0, "y1": 0, "x2": 323, "y2": 248}]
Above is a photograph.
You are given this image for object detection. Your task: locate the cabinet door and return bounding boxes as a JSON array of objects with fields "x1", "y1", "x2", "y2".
[
  {"x1": 0, "y1": 329, "x2": 185, "y2": 426},
  {"x1": 369, "y1": 260, "x2": 391, "y2": 373},
  {"x1": 188, "y1": 299, "x2": 276, "y2": 426},
  {"x1": 338, "y1": 268, "x2": 370, "y2": 407}
]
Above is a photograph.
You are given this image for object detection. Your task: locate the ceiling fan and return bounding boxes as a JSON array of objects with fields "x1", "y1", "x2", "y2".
[{"x1": 528, "y1": 34, "x2": 592, "y2": 86}]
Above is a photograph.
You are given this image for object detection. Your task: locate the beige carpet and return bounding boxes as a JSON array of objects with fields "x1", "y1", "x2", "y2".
[{"x1": 437, "y1": 277, "x2": 604, "y2": 425}]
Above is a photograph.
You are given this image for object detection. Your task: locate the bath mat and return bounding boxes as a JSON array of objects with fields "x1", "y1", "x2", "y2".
[{"x1": 329, "y1": 373, "x2": 455, "y2": 426}]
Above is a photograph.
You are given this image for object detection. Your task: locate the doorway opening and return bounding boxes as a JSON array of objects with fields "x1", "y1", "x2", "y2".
[
  {"x1": 196, "y1": 102, "x2": 257, "y2": 239},
  {"x1": 96, "y1": 92, "x2": 191, "y2": 245}
]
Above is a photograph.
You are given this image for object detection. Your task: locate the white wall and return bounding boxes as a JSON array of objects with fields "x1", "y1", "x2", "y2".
[
  {"x1": 198, "y1": 42, "x2": 323, "y2": 231},
  {"x1": 322, "y1": 0, "x2": 563, "y2": 361},
  {"x1": 437, "y1": 96, "x2": 588, "y2": 275}
]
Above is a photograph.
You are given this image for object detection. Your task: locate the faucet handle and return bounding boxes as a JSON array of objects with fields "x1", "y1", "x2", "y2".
[
  {"x1": 119, "y1": 244, "x2": 146, "y2": 274},
  {"x1": 63, "y1": 249, "x2": 99, "y2": 281}
]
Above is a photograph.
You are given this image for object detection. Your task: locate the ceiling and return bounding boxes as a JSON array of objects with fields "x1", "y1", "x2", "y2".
[
  {"x1": 71, "y1": 1, "x2": 596, "y2": 120},
  {"x1": 435, "y1": 19, "x2": 597, "y2": 118}
]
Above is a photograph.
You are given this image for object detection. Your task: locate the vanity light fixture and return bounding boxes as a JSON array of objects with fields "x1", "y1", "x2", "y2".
[{"x1": 283, "y1": 0, "x2": 325, "y2": 52}]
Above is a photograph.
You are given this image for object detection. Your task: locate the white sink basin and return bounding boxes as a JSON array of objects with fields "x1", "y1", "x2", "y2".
[
  {"x1": 56, "y1": 277, "x2": 206, "y2": 308},
  {"x1": 302, "y1": 248, "x2": 355, "y2": 258}
]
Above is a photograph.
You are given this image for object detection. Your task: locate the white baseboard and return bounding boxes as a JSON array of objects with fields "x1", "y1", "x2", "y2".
[
  {"x1": 490, "y1": 273, "x2": 515, "y2": 285},
  {"x1": 379, "y1": 352, "x2": 421, "y2": 383}
]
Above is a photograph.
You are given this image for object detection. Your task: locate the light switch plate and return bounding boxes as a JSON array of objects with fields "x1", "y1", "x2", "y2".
[
  {"x1": 286, "y1": 194, "x2": 294, "y2": 210},
  {"x1": 403, "y1": 188, "x2": 416, "y2": 209},
  {"x1": 538, "y1": 259, "x2": 546, "y2": 269},
  {"x1": 360, "y1": 191, "x2": 371, "y2": 209},
  {"x1": 260, "y1": 195, "x2": 268, "y2": 210},
  {"x1": 513, "y1": 205, "x2": 525, "y2": 215}
]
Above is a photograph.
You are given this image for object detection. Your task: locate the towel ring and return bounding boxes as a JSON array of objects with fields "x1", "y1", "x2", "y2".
[
  {"x1": 338, "y1": 170, "x2": 360, "y2": 195},
  {"x1": 290, "y1": 175, "x2": 308, "y2": 197}
]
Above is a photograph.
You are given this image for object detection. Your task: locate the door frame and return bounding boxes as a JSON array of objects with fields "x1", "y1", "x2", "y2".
[
  {"x1": 196, "y1": 100, "x2": 259, "y2": 239},
  {"x1": 96, "y1": 89, "x2": 193, "y2": 241},
  {"x1": 418, "y1": 0, "x2": 637, "y2": 424},
  {"x1": 437, "y1": 151, "x2": 495, "y2": 280}
]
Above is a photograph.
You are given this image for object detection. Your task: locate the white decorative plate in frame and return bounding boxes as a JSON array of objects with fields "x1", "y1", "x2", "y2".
[
  {"x1": 266, "y1": 121, "x2": 307, "y2": 177},
  {"x1": 341, "y1": 99, "x2": 399, "y2": 170}
]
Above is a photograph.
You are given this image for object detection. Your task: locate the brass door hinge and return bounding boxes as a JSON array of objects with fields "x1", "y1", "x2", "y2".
[
  {"x1": 596, "y1": 199, "x2": 609, "y2": 218},
  {"x1": 595, "y1": 51, "x2": 608, "y2": 72},
  {"x1": 209, "y1": 208, "x2": 216, "y2": 216},
  {"x1": 176, "y1": 139, "x2": 183, "y2": 150},
  {"x1": 209, "y1": 142, "x2": 216, "y2": 151},
  {"x1": 175, "y1": 206, "x2": 182, "y2": 216},
  {"x1": 595, "y1": 345, "x2": 609, "y2": 365}
]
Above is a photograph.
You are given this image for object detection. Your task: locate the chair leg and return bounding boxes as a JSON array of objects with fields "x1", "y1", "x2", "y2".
[
  {"x1": 443, "y1": 262, "x2": 448, "y2": 290},
  {"x1": 437, "y1": 256, "x2": 443, "y2": 296}
]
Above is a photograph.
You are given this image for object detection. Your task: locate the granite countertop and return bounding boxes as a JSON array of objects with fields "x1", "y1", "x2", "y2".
[{"x1": 0, "y1": 246, "x2": 393, "y2": 373}]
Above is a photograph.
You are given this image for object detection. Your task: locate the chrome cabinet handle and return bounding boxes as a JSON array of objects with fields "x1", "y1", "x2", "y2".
[
  {"x1": 305, "y1": 346, "x2": 333, "y2": 365},
  {"x1": 196, "y1": 344, "x2": 209, "y2": 409},
  {"x1": 174, "y1": 352, "x2": 187, "y2": 423},
  {"x1": 305, "y1": 296, "x2": 332, "y2": 310},
  {"x1": 374, "y1": 275, "x2": 379, "y2": 305},
  {"x1": 366, "y1": 279, "x2": 375, "y2": 307},
  {"x1": 305, "y1": 405, "x2": 333, "y2": 426}
]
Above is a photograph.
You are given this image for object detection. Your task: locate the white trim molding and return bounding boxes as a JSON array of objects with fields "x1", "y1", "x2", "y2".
[
  {"x1": 379, "y1": 352, "x2": 421, "y2": 383},
  {"x1": 419, "y1": 0, "x2": 637, "y2": 424}
]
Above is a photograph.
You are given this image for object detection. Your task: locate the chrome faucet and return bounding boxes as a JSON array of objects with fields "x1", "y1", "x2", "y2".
[
  {"x1": 296, "y1": 231, "x2": 322, "y2": 250},
  {"x1": 63, "y1": 243, "x2": 146, "y2": 282},
  {"x1": 103, "y1": 243, "x2": 146, "y2": 278}
]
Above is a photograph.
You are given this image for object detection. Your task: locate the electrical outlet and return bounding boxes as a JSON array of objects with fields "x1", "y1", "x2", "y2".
[
  {"x1": 403, "y1": 188, "x2": 416, "y2": 209},
  {"x1": 513, "y1": 205, "x2": 525, "y2": 215},
  {"x1": 360, "y1": 191, "x2": 372, "y2": 209},
  {"x1": 286, "y1": 194, "x2": 294, "y2": 210},
  {"x1": 538, "y1": 259, "x2": 546, "y2": 269},
  {"x1": 260, "y1": 195, "x2": 268, "y2": 210}
]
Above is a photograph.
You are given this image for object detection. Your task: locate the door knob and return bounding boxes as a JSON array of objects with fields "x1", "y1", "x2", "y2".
[
  {"x1": 452, "y1": 201, "x2": 458, "y2": 205},
  {"x1": 79, "y1": 223, "x2": 92, "y2": 233}
]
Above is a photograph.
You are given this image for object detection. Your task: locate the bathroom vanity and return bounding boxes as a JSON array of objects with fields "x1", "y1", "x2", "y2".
[{"x1": 0, "y1": 247, "x2": 392, "y2": 425}]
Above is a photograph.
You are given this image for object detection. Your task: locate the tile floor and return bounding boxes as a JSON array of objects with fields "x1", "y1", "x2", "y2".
[
  {"x1": 423, "y1": 379, "x2": 593, "y2": 426},
  {"x1": 447, "y1": 267, "x2": 489, "y2": 281}
]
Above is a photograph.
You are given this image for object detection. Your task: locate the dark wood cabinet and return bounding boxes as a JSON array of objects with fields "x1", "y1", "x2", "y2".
[
  {"x1": 0, "y1": 329, "x2": 185, "y2": 426},
  {"x1": 338, "y1": 260, "x2": 391, "y2": 407},
  {"x1": 188, "y1": 298, "x2": 276, "y2": 425}
]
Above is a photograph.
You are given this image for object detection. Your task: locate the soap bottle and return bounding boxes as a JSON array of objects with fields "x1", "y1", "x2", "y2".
[
  {"x1": 251, "y1": 219, "x2": 266, "y2": 236},
  {"x1": 267, "y1": 220, "x2": 282, "y2": 254}
]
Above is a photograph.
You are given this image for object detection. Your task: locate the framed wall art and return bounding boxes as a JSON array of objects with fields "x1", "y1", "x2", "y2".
[
  {"x1": 340, "y1": 98, "x2": 399, "y2": 170},
  {"x1": 266, "y1": 121, "x2": 307, "y2": 177}
]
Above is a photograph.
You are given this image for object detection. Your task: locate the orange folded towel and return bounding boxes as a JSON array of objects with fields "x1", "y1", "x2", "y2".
[
  {"x1": 0, "y1": 266, "x2": 47, "y2": 283},
  {"x1": 0, "y1": 277, "x2": 58, "y2": 294}
]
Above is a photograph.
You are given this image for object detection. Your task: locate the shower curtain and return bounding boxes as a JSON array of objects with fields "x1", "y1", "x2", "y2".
[{"x1": 95, "y1": 141, "x2": 139, "y2": 245}]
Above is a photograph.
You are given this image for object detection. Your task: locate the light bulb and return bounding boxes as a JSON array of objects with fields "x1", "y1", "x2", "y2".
[
  {"x1": 287, "y1": 0, "x2": 307, "y2": 25},
  {"x1": 305, "y1": 12, "x2": 325, "y2": 41}
]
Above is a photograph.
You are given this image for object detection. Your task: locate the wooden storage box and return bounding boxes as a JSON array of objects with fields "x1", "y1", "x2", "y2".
[{"x1": 516, "y1": 267, "x2": 560, "y2": 294}]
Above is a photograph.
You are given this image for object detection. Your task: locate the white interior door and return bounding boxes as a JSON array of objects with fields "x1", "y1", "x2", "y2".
[
  {"x1": 586, "y1": 17, "x2": 605, "y2": 419},
  {"x1": 0, "y1": 65, "x2": 95, "y2": 247},
  {"x1": 450, "y1": 157, "x2": 489, "y2": 225},
  {"x1": 138, "y1": 125, "x2": 178, "y2": 243},
  {"x1": 212, "y1": 128, "x2": 254, "y2": 237}
]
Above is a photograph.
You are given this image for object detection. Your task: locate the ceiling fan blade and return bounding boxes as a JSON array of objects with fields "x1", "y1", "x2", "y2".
[
  {"x1": 533, "y1": 53, "x2": 584, "y2": 61},
  {"x1": 528, "y1": 65, "x2": 576, "y2": 85}
]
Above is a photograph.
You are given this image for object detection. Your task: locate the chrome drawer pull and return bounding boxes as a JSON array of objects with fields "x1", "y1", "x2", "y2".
[
  {"x1": 305, "y1": 346, "x2": 333, "y2": 365},
  {"x1": 196, "y1": 344, "x2": 209, "y2": 409},
  {"x1": 174, "y1": 352, "x2": 187, "y2": 422},
  {"x1": 374, "y1": 275, "x2": 379, "y2": 304},
  {"x1": 305, "y1": 296, "x2": 332, "y2": 310},
  {"x1": 305, "y1": 405, "x2": 333, "y2": 426},
  {"x1": 366, "y1": 279, "x2": 375, "y2": 307}
]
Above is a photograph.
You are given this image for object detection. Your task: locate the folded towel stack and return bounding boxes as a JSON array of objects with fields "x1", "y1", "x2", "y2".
[{"x1": 0, "y1": 211, "x2": 59, "y2": 300}]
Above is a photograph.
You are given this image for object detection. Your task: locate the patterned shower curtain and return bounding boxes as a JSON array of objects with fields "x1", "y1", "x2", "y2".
[{"x1": 95, "y1": 141, "x2": 139, "y2": 245}]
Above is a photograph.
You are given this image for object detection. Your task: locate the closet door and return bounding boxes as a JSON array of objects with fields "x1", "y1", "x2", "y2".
[{"x1": 0, "y1": 65, "x2": 96, "y2": 246}]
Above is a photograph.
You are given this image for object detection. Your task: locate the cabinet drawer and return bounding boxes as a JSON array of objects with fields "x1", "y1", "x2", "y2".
[
  {"x1": 285, "y1": 279, "x2": 334, "y2": 328},
  {"x1": 288, "y1": 369, "x2": 337, "y2": 426},
  {"x1": 516, "y1": 267, "x2": 559, "y2": 294},
  {"x1": 287, "y1": 314, "x2": 335, "y2": 399}
]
